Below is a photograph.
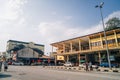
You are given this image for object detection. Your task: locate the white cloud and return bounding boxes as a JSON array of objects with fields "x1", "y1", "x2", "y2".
[
  {"x1": 38, "y1": 11, "x2": 120, "y2": 54},
  {"x1": 0, "y1": 0, "x2": 26, "y2": 21},
  {"x1": 0, "y1": 0, "x2": 27, "y2": 52},
  {"x1": 104, "y1": 11, "x2": 120, "y2": 22},
  {"x1": 79, "y1": 11, "x2": 120, "y2": 37}
]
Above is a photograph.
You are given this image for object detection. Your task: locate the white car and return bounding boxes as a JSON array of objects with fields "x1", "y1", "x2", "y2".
[
  {"x1": 79, "y1": 63, "x2": 98, "y2": 69},
  {"x1": 12, "y1": 61, "x2": 24, "y2": 66},
  {"x1": 64, "y1": 62, "x2": 74, "y2": 67},
  {"x1": 92, "y1": 65, "x2": 98, "y2": 69},
  {"x1": 79, "y1": 63, "x2": 86, "y2": 68}
]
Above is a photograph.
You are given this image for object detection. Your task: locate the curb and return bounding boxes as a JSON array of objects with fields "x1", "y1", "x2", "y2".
[
  {"x1": 97, "y1": 67, "x2": 120, "y2": 73},
  {"x1": 45, "y1": 66, "x2": 120, "y2": 73}
]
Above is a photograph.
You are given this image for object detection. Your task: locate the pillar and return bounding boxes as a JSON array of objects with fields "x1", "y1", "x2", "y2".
[
  {"x1": 78, "y1": 53, "x2": 80, "y2": 65},
  {"x1": 70, "y1": 42, "x2": 73, "y2": 52},
  {"x1": 63, "y1": 44, "x2": 65, "y2": 53},
  {"x1": 114, "y1": 30, "x2": 118, "y2": 47},
  {"x1": 79, "y1": 39, "x2": 81, "y2": 51},
  {"x1": 98, "y1": 52, "x2": 101, "y2": 64},
  {"x1": 54, "y1": 55, "x2": 57, "y2": 66},
  {"x1": 100, "y1": 33, "x2": 103, "y2": 48},
  {"x1": 88, "y1": 37, "x2": 91, "y2": 50},
  {"x1": 67, "y1": 55, "x2": 69, "y2": 62},
  {"x1": 85, "y1": 54, "x2": 88, "y2": 62}
]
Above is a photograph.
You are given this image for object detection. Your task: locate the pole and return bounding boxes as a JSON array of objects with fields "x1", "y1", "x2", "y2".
[{"x1": 99, "y1": 7, "x2": 111, "y2": 69}]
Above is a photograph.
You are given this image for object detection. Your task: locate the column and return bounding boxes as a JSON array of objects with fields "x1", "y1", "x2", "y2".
[
  {"x1": 63, "y1": 44, "x2": 65, "y2": 53},
  {"x1": 88, "y1": 37, "x2": 91, "y2": 50},
  {"x1": 54, "y1": 55, "x2": 57, "y2": 66},
  {"x1": 98, "y1": 52, "x2": 101, "y2": 64},
  {"x1": 70, "y1": 42, "x2": 73, "y2": 52},
  {"x1": 85, "y1": 54, "x2": 88, "y2": 62},
  {"x1": 67, "y1": 55, "x2": 69, "y2": 62},
  {"x1": 79, "y1": 39, "x2": 81, "y2": 51},
  {"x1": 100, "y1": 33, "x2": 103, "y2": 48},
  {"x1": 78, "y1": 53, "x2": 80, "y2": 65},
  {"x1": 114, "y1": 30, "x2": 118, "y2": 47}
]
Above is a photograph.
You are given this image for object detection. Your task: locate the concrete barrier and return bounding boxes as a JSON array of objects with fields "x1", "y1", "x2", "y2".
[
  {"x1": 98, "y1": 67, "x2": 120, "y2": 72},
  {"x1": 44, "y1": 66, "x2": 120, "y2": 73}
]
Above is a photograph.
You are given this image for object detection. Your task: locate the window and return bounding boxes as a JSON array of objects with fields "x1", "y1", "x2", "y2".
[
  {"x1": 117, "y1": 38, "x2": 120, "y2": 42},
  {"x1": 107, "y1": 39, "x2": 115, "y2": 44},
  {"x1": 91, "y1": 41, "x2": 101, "y2": 47},
  {"x1": 103, "y1": 39, "x2": 115, "y2": 44}
]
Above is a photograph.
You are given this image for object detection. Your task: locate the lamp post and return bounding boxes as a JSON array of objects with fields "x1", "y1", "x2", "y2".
[{"x1": 95, "y1": 2, "x2": 111, "y2": 68}]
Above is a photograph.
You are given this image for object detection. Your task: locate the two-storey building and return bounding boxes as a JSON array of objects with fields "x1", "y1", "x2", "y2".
[{"x1": 51, "y1": 29, "x2": 120, "y2": 65}]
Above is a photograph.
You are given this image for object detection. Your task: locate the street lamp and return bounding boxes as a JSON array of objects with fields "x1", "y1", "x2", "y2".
[{"x1": 95, "y1": 2, "x2": 111, "y2": 68}]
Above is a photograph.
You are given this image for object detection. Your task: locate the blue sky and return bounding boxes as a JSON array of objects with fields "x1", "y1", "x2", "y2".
[{"x1": 0, "y1": 0, "x2": 120, "y2": 55}]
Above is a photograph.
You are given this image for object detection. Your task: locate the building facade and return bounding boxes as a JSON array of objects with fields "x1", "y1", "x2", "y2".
[
  {"x1": 51, "y1": 29, "x2": 120, "y2": 66},
  {"x1": 6, "y1": 40, "x2": 44, "y2": 63}
]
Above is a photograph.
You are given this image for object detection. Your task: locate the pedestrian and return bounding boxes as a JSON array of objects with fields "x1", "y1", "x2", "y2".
[
  {"x1": 85, "y1": 62, "x2": 89, "y2": 71},
  {"x1": 0, "y1": 60, "x2": 2, "y2": 72},
  {"x1": 89, "y1": 62, "x2": 93, "y2": 71},
  {"x1": 3, "y1": 61, "x2": 8, "y2": 71}
]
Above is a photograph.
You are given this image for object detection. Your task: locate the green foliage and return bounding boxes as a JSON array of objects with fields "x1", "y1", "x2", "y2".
[{"x1": 105, "y1": 17, "x2": 120, "y2": 31}]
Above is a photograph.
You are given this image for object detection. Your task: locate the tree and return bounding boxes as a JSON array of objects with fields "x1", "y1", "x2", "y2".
[{"x1": 105, "y1": 17, "x2": 120, "y2": 31}]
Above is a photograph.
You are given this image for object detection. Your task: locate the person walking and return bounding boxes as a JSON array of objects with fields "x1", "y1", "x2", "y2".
[
  {"x1": 89, "y1": 62, "x2": 93, "y2": 71},
  {"x1": 3, "y1": 61, "x2": 8, "y2": 71},
  {"x1": 0, "y1": 60, "x2": 2, "y2": 72},
  {"x1": 85, "y1": 62, "x2": 89, "y2": 71}
]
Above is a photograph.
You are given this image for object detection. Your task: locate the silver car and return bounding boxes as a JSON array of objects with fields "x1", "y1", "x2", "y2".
[
  {"x1": 12, "y1": 61, "x2": 24, "y2": 66},
  {"x1": 64, "y1": 62, "x2": 74, "y2": 67}
]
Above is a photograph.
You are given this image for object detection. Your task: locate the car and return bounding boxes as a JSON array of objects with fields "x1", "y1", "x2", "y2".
[
  {"x1": 92, "y1": 65, "x2": 99, "y2": 69},
  {"x1": 8, "y1": 61, "x2": 12, "y2": 65},
  {"x1": 100, "y1": 62, "x2": 118, "y2": 68},
  {"x1": 79, "y1": 63, "x2": 98, "y2": 69},
  {"x1": 79, "y1": 63, "x2": 86, "y2": 68},
  {"x1": 63, "y1": 62, "x2": 74, "y2": 67},
  {"x1": 12, "y1": 61, "x2": 24, "y2": 66}
]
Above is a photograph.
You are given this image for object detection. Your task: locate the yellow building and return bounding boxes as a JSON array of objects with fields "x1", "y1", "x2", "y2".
[{"x1": 51, "y1": 29, "x2": 120, "y2": 65}]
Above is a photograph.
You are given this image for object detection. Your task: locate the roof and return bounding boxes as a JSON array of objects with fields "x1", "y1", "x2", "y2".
[
  {"x1": 7, "y1": 40, "x2": 44, "y2": 46},
  {"x1": 51, "y1": 29, "x2": 120, "y2": 45}
]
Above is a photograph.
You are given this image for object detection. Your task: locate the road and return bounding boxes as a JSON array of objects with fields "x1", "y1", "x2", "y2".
[{"x1": 0, "y1": 66, "x2": 120, "y2": 80}]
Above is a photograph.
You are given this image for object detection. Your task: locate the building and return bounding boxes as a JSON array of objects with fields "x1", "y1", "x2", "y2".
[
  {"x1": 0, "y1": 52, "x2": 6, "y2": 61},
  {"x1": 6, "y1": 40, "x2": 44, "y2": 64},
  {"x1": 51, "y1": 29, "x2": 120, "y2": 66}
]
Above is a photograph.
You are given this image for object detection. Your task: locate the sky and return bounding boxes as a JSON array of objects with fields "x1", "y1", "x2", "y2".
[{"x1": 0, "y1": 0, "x2": 120, "y2": 55}]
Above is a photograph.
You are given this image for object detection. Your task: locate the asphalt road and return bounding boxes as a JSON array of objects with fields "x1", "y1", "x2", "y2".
[{"x1": 0, "y1": 66, "x2": 120, "y2": 80}]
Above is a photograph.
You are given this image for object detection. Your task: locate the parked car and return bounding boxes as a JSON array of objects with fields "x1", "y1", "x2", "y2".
[
  {"x1": 12, "y1": 61, "x2": 24, "y2": 66},
  {"x1": 100, "y1": 62, "x2": 118, "y2": 68},
  {"x1": 8, "y1": 61, "x2": 12, "y2": 65},
  {"x1": 79, "y1": 63, "x2": 86, "y2": 68},
  {"x1": 64, "y1": 62, "x2": 74, "y2": 67},
  {"x1": 79, "y1": 63, "x2": 98, "y2": 69},
  {"x1": 92, "y1": 65, "x2": 99, "y2": 69}
]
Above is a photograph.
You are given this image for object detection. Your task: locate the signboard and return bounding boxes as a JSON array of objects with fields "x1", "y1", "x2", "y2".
[{"x1": 57, "y1": 56, "x2": 64, "y2": 60}]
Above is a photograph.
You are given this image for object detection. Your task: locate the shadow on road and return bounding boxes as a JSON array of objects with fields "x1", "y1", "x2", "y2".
[{"x1": 0, "y1": 73, "x2": 12, "y2": 78}]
